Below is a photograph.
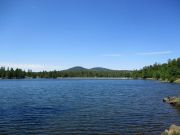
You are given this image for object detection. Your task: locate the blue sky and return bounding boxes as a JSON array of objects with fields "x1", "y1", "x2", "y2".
[{"x1": 0, "y1": 0, "x2": 180, "y2": 71}]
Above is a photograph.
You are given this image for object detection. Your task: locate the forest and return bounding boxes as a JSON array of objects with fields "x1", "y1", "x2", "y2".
[
  {"x1": 0, "y1": 68, "x2": 131, "y2": 79},
  {"x1": 132, "y1": 58, "x2": 180, "y2": 82},
  {"x1": 0, "y1": 58, "x2": 180, "y2": 82}
]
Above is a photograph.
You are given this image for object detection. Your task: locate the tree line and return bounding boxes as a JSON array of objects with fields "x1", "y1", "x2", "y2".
[
  {"x1": 0, "y1": 67, "x2": 131, "y2": 79},
  {"x1": 132, "y1": 58, "x2": 180, "y2": 82},
  {"x1": 0, "y1": 58, "x2": 179, "y2": 82}
]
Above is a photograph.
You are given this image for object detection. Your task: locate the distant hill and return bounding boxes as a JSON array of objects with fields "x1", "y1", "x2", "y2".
[
  {"x1": 65, "y1": 66, "x2": 112, "y2": 71},
  {"x1": 90, "y1": 67, "x2": 111, "y2": 71},
  {"x1": 65, "y1": 66, "x2": 88, "y2": 71},
  {"x1": 64, "y1": 66, "x2": 133, "y2": 72}
]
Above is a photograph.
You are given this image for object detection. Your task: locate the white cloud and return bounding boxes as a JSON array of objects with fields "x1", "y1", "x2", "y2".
[
  {"x1": 102, "y1": 54, "x2": 122, "y2": 57},
  {"x1": 0, "y1": 63, "x2": 60, "y2": 72},
  {"x1": 136, "y1": 51, "x2": 172, "y2": 55}
]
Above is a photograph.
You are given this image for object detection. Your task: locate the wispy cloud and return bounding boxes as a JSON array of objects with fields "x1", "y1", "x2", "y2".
[
  {"x1": 136, "y1": 51, "x2": 172, "y2": 56},
  {"x1": 102, "y1": 54, "x2": 122, "y2": 57},
  {"x1": 102, "y1": 51, "x2": 172, "y2": 57},
  {"x1": 0, "y1": 63, "x2": 60, "y2": 72}
]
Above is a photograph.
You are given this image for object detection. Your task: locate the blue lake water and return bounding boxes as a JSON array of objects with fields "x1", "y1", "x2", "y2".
[{"x1": 0, "y1": 79, "x2": 180, "y2": 135}]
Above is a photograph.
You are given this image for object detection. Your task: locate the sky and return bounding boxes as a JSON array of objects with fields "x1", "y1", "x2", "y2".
[{"x1": 0, "y1": 0, "x2": 180, "y2": 71}]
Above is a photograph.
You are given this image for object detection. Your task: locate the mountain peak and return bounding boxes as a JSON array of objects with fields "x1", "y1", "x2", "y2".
[
  {"x1": 66, "y1": 66, "x2": 88, "y2": 71},
  {"x1": 90, "y1": 67, "x2": 111, "y2": 71}
]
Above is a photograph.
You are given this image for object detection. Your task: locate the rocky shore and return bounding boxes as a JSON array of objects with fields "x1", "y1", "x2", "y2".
[
  {"x1": 163, "y1": 97, "x2": 180, "y2": 107},
  {"x1": 161, "y1": 125, "x2": 180, "y2": 135},
  {"x1": 161, "y1": 97, "x2": 180, "y2": 134}
]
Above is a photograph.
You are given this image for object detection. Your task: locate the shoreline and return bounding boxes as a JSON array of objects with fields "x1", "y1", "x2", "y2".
[
  {"x1": 0, "y1": 77, "x2": 179, "y2": 84},
  {"x1": 0, "y1": 77, "x2": 134, "y2": 80}
]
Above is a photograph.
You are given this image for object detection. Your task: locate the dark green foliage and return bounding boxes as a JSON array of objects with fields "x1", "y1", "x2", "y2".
[
  {"x1": 0, "y1": 67, "x2": 25, "y2": 79},
  {"x1": 133, "y1": 58, "x2": 180, "y2": 82}
]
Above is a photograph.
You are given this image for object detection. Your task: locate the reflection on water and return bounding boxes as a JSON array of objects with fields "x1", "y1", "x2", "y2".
[{"x1": 0, "y1": 79, "x2": 180, "y2": 135}]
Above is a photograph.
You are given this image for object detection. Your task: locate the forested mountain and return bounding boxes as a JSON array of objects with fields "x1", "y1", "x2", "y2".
[
  {"x1": 90, "y1": 67, "x2": 110, "y2": 71},
  {"x1": 65, "y1": 66, "x2": 87, "y2": 71},
  {"x1": 0, "y1": 58, "x2": 179, "y2": 82},
  {"x1": 65, "y1": 66, "x2": 110, "y2": 71}
]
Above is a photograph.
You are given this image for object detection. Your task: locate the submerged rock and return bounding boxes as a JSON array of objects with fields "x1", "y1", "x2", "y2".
[
  {"x1": 163, "y1": 97, "x2": 180, "y2": 107},
  {"x1": 161, "y1": 125, "x2": 180, "y2": 135}
]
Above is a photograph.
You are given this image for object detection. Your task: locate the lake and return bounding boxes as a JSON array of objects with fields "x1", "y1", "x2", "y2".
[{"x1": 0, "y1": 79, "x2": 180, "y2": 135}]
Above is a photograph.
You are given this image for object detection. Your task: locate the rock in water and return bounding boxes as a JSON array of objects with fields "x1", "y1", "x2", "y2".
[
  {"x1": 161, "y1": 125, "x2": 180, "y2": 135},
  {"x1": 163, "y1": 97, "x2": 180, "y2": 107}
]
